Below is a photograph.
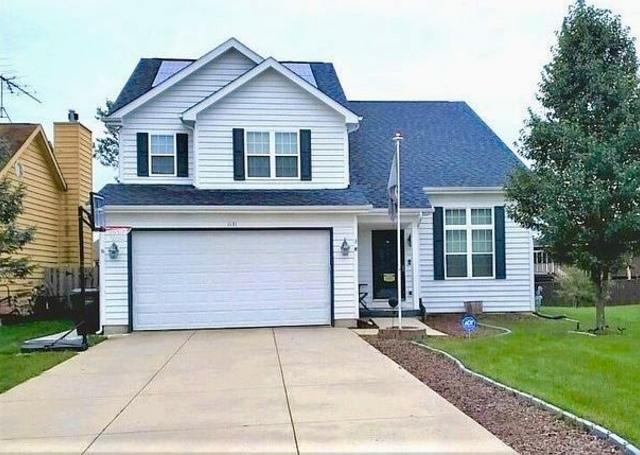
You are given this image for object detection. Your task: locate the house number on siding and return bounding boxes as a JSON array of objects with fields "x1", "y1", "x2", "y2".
[{"x1": 227, "y1": 221, "x2": 238, "y2": 227}]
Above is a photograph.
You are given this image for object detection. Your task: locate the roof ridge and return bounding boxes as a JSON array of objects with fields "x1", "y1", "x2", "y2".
[
  {"x1": 144, "y1": 57, "x2": 196, "y2": 62},
  {"x1": 280, "y1": 60, "x2": 331, "y2": 64}
]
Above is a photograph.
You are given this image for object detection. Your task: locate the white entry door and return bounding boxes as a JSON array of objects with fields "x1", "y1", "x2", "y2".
[{"x1": 131, "y1": 230, "x2": 331, "y2": 330}]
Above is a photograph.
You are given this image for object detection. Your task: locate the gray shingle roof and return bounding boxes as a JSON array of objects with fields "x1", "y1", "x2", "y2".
[
  {"x1": 0, "y1": 123, "x2": 38, "y2": 170},
  {"x1": 100, "y1": 184, "x2": 370, "y2": 207},
  {"x1": 110, "y1": 59, "x2": 346, "y2": 114},
  {"x1": 348, "y1": 101, "x2": 524, "y2": 208},
  {"x1": 105, "y1": 52, "x2": 524, "y2": 209}
]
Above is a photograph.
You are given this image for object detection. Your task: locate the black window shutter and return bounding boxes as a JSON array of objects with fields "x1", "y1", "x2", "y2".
[
  {"x1": 232, "y1": 128, "x2": 245, "y2": 180},
  {"x1": 495, "y1": 206, "x2": 506, "y2": 279},
  {"x1": 300, "y1": 129, "x2": 312, "y2": 181},
  {"x1": 433, "y1": 207, "x2": 445, "y2": 280},
  {"x1": 176, "y1": 133, "x2": 189, "y2": 177},
  {"x1": 136, "y1": 133, "x2": 149, "y2": 177}
]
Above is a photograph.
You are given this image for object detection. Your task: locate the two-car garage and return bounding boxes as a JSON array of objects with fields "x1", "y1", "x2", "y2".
[{"x1": 130, "y1": 229, "x2": 332, "y2": 330}]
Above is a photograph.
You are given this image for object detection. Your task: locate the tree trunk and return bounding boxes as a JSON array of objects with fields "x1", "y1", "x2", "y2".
[{"x1": 591, "y1": 267, "x2": 608, "y2": 333}]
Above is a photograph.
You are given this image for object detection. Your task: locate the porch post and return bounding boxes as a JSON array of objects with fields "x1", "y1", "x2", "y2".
[{"x1": 412, "y1": 220, "x2": 421, "y2": 309}]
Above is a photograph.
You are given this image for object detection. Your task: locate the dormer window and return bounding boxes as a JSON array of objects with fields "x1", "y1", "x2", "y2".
[
  {"x1": 150, "y1": 134, "x2": 176, "y2": 176},
  {"x1": 245, "y1": 130, "x2": 300, "y2": 179}
]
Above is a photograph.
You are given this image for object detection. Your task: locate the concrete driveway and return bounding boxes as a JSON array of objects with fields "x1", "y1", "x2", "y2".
[{"x1": 0, "y1": 328, "x2": 512, "y2": 453}]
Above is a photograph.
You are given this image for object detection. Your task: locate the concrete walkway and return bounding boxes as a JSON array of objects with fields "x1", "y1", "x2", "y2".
[
  {"x1": 371, "y1": 317, "x2": 449, "y2": 336},
  {"x1": 0, "y1": 328, "x2": 512, "y2": 453}
]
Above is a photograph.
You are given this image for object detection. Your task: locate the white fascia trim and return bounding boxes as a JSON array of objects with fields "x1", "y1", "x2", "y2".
[
  {"x1": 182, "y1": 57, "x2": 361, "y2": 124},
  {"x1": 107, "y1": 38, "x2": 263, "y2": 119},
  {"x1": 105, "y1": 205, "x2": 373, "y2": 214},
  {"x1": 363, "y1": 208, "x2": 430, "y2": 216},
  {"x1": 423, "y1": 186, "x2": 504, "y2": 195}
]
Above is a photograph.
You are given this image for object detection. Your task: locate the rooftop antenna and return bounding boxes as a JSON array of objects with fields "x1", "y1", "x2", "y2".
[{"x1": 0, "y1": 74, "x2": 41, "y2": 122}]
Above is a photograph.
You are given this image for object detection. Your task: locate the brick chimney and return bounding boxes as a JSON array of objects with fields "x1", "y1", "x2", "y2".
[{"x1": 54, "y1": 111, "x2": 93, "y2": 266}]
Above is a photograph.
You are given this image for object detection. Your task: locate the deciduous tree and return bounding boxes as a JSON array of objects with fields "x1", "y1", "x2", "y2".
[
  {"x1": 94, "y1": 99, "x2": 119, "y2": 168},
  {"x1": 506, "y1": 0, "x2": 640, "y2": 332}
]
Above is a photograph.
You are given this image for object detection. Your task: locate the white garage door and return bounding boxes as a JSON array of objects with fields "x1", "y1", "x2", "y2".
[{"x1": 132, "y1": 230, "x2": 331, "y2": 330}]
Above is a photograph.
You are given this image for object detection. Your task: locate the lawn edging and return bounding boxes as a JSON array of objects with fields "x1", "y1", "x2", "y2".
[{"x1": 413, "y1": 341, "x2": 640, "y2": 455}]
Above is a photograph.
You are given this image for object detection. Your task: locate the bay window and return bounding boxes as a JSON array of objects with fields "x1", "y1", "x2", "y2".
[{"x1": 444, "y1": 207, "x2": 494, "y2": 278}]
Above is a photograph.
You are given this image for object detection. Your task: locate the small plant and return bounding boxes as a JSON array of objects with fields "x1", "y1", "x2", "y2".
[{"x1": 555, "y1": 267, "x2": 598, "y2": 307}]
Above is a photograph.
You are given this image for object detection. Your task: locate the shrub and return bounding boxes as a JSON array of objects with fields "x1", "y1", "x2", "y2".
[{"x1": 555, "y1": 266, "x2": 598, "y2": 307}]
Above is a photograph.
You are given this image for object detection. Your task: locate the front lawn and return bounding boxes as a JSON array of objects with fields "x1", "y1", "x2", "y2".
[
  {"x1": 0, "y1": 319, "x2": 76, "y2": 393},
  {"x1": 427, "y1": 305, "x2": 640, "y2": 446}
]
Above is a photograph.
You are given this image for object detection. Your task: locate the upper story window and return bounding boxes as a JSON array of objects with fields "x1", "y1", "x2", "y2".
[
  {"x1": 444, "y1": 207, "x2": 494, "y2": 278},
  {"x1": 275, "y1": 132, "x2": 298, "y2": 177},
  {"x1": 150, "y1": 134, "x2": 176, "y2": 176},
  {"x1": 246, "y1": 130, "x2": 299, "y2": 178}
]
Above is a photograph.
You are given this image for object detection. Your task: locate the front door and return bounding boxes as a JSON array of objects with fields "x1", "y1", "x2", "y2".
[{"x1": 372, "y1": 230, "x2": 405, "y2": 300}]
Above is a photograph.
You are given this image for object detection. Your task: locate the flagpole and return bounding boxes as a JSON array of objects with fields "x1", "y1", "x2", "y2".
[{"x1": 393, "y1": 132, "x2": 403, "y2": 329}]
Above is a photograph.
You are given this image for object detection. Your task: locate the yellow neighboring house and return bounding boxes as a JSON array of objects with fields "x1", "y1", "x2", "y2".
[{"x1": 0, "y1": 119, "x2": 93, "y2": 302}]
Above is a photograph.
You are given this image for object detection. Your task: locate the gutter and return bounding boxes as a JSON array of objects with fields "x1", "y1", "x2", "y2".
[
  {"x1": 105, "y1": 204, "x2": 374, "y2": 214},
  {"x1": 423, "y1": 186, "x2": 504, "y2": 195},
  {"x1": 364, "y1": 207, "x2": 434, "y2": 215}
]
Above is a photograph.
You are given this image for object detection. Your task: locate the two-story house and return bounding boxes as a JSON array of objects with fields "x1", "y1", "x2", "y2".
[{"x1": 99, "y1": 38, "x2": 533, "y2": 333}]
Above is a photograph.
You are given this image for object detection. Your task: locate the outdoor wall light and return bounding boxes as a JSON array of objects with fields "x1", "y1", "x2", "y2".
[
  {"x1": 407, "y1": 233, "x2": 412, "y2": 247},
  {"x1": 107, "y1": 242, "x2": 119, "y2": 260},
  {"x1": 341, "y1": 238, "x2": 350, "y2": 256}
]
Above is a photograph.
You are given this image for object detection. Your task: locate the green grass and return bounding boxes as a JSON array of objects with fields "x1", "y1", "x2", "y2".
[
  {"x1": 427, "y1": 305, "x2": 640, "y2": 445},
  {"x1": 0, "y1": 319, "x2": 76, "y2": 393}
]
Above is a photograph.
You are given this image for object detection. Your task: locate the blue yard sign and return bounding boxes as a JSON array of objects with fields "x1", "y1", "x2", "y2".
[{"x1": 460, "y1": 314, "x2": 478, "y2": 336}]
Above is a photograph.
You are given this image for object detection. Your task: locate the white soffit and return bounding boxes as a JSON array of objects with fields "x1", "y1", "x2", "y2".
[
  {"x1": 282, "y1": 63, "x2": 317, "y2": 87},
  {"x1": 152, "y1": 60, "x2": 193, "y2": 87}
]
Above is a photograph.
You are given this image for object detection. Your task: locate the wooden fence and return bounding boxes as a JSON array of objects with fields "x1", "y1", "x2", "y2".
[
  {"x1": 43, "y1": 266, "x2": 99, "y2": 299},
  {"x1": 536, "y1": 277, "x2": 640, "y2": 306}
]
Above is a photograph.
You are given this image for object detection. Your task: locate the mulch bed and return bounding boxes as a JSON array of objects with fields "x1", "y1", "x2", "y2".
[
  {"x1": 366, "y1": 337, "x2": 621, "y2": 455},
  {"x1": 426, "y1": 313, "x2": 528, "y2": 337}
]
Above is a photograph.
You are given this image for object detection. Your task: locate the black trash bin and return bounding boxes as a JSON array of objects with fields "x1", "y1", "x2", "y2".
[{"x1": 69, "y1": 288, "x2": 99, "y2": 336}]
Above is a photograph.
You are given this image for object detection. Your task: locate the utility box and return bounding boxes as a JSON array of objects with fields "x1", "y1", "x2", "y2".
[
  {"x1": 69, "y1": 288, "x2": 99, "y2": 336},
  {"x1": 464, "y1": 300, "x2": 483, "y2": 315}
]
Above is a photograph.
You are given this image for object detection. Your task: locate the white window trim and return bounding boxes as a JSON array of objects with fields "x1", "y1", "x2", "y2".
[
  {"x1": 443, "y1": 207, "x2": 495, "y2": 280},
  {"x1": 148, "y1": 132, "x2": 177, "y2": 177},
  {"x1": 245, "y1": 129, "x2": 301, "y2": 180}
]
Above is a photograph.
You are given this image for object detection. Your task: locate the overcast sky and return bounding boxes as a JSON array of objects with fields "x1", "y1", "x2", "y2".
[{"x1": 3, "y1": 0, "x2": 640, "y2": 190}]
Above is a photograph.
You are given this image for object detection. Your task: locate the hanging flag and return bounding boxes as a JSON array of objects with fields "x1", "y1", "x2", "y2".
[{"x1": 387, "y1": 150, "x2": 398, "y2": 222}]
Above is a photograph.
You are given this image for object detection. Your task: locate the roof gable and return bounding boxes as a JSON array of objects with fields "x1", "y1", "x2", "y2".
[
  {"x1": 108, "y1": 38, "x2": 263, "y2": 118},
  {"x1": 0, "y1": 124, "x2": 38, "y2": 169},
  {"x1": 182, "y1": 58, "x2": 360, "y2": 124},
  {"x1": 0, "y1": 124, "x2": 66, "y2": 190}
]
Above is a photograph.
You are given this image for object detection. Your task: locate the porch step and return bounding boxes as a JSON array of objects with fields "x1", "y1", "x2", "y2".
[{"x1": 370, "y1": 317, "x2": 448, "y2": 337}]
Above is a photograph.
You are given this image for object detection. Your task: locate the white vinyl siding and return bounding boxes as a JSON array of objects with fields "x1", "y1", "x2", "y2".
[
  {"x1": 118, "y1": 49, "x2": 256, "y2": 184},
  {"x1": 196, "y1": 68, "x2": 349, "y2": 189},
  {"x1": 100, "y1": 211, "x2": 359, "y2": 328},
  {"x1": 420, "y1": 193, "x2": 534, "y2": 313}
]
